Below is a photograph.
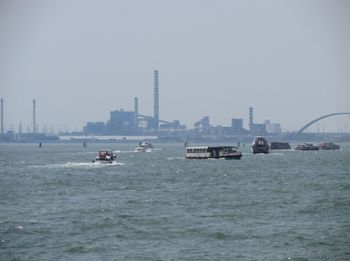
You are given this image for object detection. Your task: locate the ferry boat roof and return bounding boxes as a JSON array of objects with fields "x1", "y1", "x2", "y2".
[{"x1": 186, "y1": 145, "x2": 238, "y2": 149}]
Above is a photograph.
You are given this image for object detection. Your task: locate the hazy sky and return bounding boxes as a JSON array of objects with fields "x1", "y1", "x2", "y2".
[{"x1": 1, "y1": 0, "x2": 350, "y2": 133}]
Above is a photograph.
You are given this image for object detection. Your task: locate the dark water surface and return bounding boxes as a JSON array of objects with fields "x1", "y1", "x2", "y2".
[{"x1": 1, "y1": 143, "x2": 349, "y2": 260}]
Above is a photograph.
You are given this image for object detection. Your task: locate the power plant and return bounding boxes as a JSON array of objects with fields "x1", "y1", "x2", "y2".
[
  {"x1": 1, "y1": 70, "x2": 349, "y2": 143},
  {"x1": 83, "y1": 70, "x2": 185, "y2": 136}
]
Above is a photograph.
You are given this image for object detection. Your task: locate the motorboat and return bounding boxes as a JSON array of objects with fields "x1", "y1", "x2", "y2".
[
  {"x1": 135, "y1": 141, "x2": 154, "y2": 152},
  {"x1": 294, "y1": 143, "x2": 319, "y2": 151},
  {"x1": 92, "y1": 149, "x2": 117, "y2": 163},
  {"x1": 251, "y1": 136, "x2": 269, "y2": 154},
  {"x1": 186, "y1": 146, "x2": 242, "y2": 160},
  {"x1": 318, "y1": 142, "x2": 340, "y2": 150},
  {"x1": 270, "y1": 142, "x2": 291, "y2": 150}
]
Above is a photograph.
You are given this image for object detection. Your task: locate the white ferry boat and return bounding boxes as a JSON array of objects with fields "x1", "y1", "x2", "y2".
[{"x1": 186, "y1": 146, "x2": 242, "y2": 160}]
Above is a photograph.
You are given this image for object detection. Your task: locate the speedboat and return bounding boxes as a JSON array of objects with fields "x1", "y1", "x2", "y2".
[
  {"x1": 318, "y1": 142, "x2": 340, "y2": 150},
  {"x1": 186, "y1": 146, "x2": 242, "y2": 159},
  {"x1": 92, "y1": 149, "x2": 117, "y2": 163},
  {"x1": 294, "y1": 143, "x2": 319, "y2": 151},
  {"x1": 135, "y1": 141, "x2": 153, "y2": 152},
  {"x1": 251, "y1": 136, "x2": 269, "y2": 154}
]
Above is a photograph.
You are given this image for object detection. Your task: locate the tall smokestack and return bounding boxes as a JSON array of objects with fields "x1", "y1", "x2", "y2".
[
  {"x1": 153, "y1": 70, "x2": 159, "y2": 129},
  {"x1": 33, "y1": 99, "x2": 36, "y2": 133},
  {"x1": 249, "y1": 106, "x2": 253, "y2": 131},
  {"x1": 1, "y1": 98, "x2": 3, "y2": 134},
  {"x1": 134, "y1": 97, "x2": 139, "y2": 126}
]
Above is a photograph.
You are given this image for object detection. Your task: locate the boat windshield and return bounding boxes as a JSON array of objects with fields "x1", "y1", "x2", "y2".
[
  {"x1": 224, "y1": 147, "x2": 236, "y2": 152},
  {"x1": 207, "y1": 146, "x2": 236, "y2": 152},
  {"x1": 99, "y1": 150, "x2": 112, "y2": 156}
]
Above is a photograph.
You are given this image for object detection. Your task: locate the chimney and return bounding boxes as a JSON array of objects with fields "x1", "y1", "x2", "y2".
[
  {"x1": 33, "y1": 99, "x2": 36, "y2": 133},
  {"x1": 249, "y1": 106, "x2": 253, "y2": 131},
  {"x1": 134, "y1": 97, "x2": 138, "y2": 126},
  {"x1": 153, "y1": 70, "x2": 159, "y2": 129}
]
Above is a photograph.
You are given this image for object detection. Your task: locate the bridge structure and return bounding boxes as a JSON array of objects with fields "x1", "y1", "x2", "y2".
[{"x1": 297, "y1": 112, "x2": 350, "y2": 134}]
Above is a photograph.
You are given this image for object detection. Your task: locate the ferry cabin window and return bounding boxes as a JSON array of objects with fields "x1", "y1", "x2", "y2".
[{"x1": 187, "y1": 148, "x2": 206, "y2": 153}]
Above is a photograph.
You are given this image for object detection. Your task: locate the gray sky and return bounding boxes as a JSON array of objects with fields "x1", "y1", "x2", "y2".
[{"x1": 1, "y1": 0, "x2": 350, "y2": 133}]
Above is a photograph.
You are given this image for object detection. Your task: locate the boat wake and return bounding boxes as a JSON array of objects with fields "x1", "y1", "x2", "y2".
[
  {"x1": 64, "y1": 162, "x2": 124, "y2": 168},
  {"x1": 116, "y1": 150, "x2": 143, "y2": 154},
  {"x1": 166, "y1": 157, "x2": 185, "y2": 161},
  {"x1": 269, "y1": 152, "x2": 285, "y2": 156},
  {"x1": 32, "y1": 161, "x2": 125, "y2": 169}
]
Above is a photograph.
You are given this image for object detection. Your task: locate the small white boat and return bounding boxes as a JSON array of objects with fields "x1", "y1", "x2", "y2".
[
  {"x1": 92, "y1": 149, "x2": 117, "y2": 163},
  {"x1": 318, "y1": 142, "x2": 340, "y2": 150},
  {"x1": 135, "y1": 141, "x2": 154, "y2": 152},
  {"x1": 294, "y1": 143, "x2": 319, "y2": 151}
]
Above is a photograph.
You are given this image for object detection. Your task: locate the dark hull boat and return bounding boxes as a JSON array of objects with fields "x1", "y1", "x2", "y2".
[{"x1": 251, "y1": 136, "x2": 269, "y2": 154}]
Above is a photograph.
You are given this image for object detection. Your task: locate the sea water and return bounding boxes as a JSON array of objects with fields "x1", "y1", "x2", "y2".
[{"x1": 0, "y1": 143, "x2": 349, "y2": 260}]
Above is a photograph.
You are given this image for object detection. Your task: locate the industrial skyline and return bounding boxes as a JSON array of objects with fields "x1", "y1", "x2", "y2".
[
  {"x1": 1, "y1": 70, "x2": 349, "y2": 136},
  {"x1": 1, "y1": 68, "x2": 350, "y2": 136},
  {"x1": 1, "y1": 1, "x2": 349, "y2": 133},
  {"x1": 0, "y1": 95, "x2": 349, "y2": 136},
  {"x1": 1, "y1": 69, "x2": 350, "y2": 136}
]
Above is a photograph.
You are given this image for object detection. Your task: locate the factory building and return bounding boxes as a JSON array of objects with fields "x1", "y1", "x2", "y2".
[
  {"x1": 83, "y1": 122, "x2": 105, "y2": 135},
  {"x1": 106, "y1": 109, "x2": 138, "y2": 135},
  {"x1": 248, "y1": 107, "x2": 283, "y2": 135},
  {"x1": 83, "y1": 70, "x2": 186, "y2": 136},
  {"x1": 248, "y1": 106, "x2": 266, "y2": 135},
  {"x1": 231, "y1": 118, "x2": 244, "y2": 134},
  {"x1": 265, "y1": 120, "x2": 282, "y2": 134}
]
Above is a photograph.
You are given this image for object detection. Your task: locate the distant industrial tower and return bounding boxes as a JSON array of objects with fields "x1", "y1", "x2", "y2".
[
  {"x1": 1, "y1": 98, "x2": 3, "y2": 134},
  {"x1": 153, "y1": 70, "x2": 159, "y2": 129},
  {"x1": 33, "y1": 99, "x2": 36, "y2": 133},
  {"x1": 249, "y1": 107, "x2": 253, "y2": 131},
  {"x1": 134, "y1": 97, "x2": 139, "y2": 126}
]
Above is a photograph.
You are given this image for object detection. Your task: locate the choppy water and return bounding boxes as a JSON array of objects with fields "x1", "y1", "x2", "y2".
[{"x1": 0, "y1": 143, "x2": 349, "y2": 261}]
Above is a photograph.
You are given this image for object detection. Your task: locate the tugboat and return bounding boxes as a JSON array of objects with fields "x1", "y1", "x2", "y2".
[
  {"x1": 135, "y1": 141, "x2": 153, "y2": 152},
  {"x1": 318, "y1": 142, "x2": 340, "y2": 150},
  {"x1": 186, "y1": 146, "x2": 242, "y2": 159},
  {"x1": 251, "y1": 136, "x2": 269, "y2": 154},
  {"x1": 294, "y1": 143, "x2": 319, "y2": 151},
  {"x1": 92, "y1": 149, "x2": 117, "y2": 163}
]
